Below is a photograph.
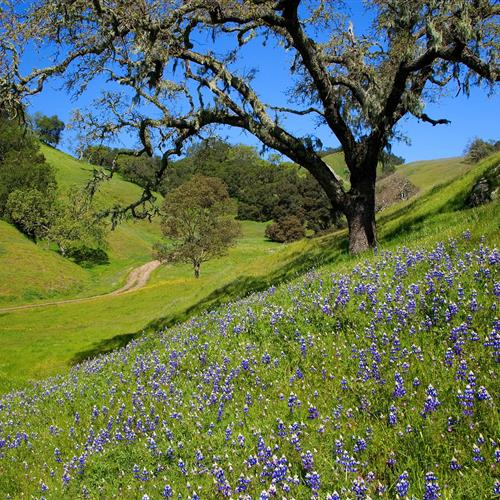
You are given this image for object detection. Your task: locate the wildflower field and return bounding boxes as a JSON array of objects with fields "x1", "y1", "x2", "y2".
[{"x1": 1, "y1": 230, "x2": 498, "y2": 499}]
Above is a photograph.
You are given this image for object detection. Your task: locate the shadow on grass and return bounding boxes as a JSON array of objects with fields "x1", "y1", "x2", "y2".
[
  {"x1": 71, "y1": 331, "x2": 138, "y2": 365},
  {"x1": 70, "y1": 234, "x2": 348, "y2": 365}
]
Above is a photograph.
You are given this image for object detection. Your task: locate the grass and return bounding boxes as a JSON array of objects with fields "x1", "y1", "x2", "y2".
[
  {"x1": 0, "y1": 220, "x2": 302, "y2": 392},
  {"x1": 0, "y1": 152, "x2": 498, "y2": 393},
  {"x1": 0, "y1": 203, "x2": 498, "y2": 498},
  {"x1": 0, "y1": 221, "x2": 89, "y2": 303},
  {"x1": 396, "y1": 156, "x2": 473, "y2": 190}
]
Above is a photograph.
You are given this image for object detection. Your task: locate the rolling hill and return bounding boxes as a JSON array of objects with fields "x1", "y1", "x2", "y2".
[
  {"x1": 0, "y1": 152, "x2": 498, "y2": 499},
  {"x1": 321, "y1": 151, "x2": 474, "y2": 192},
  {"x1": 0, "y1": 146, "x2": 498, "y2": 393},
  {"x1": 0, "y1": 145, "x2": 164, "y2": 306}
]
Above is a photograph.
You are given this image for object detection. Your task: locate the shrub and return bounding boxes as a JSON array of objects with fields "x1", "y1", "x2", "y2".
[
  {"x1": 265, "y1": 216, "x2": 305, "y2": 243},
  {"x1": 464, "y1": 138, "x2": 500, "y2": 163}
]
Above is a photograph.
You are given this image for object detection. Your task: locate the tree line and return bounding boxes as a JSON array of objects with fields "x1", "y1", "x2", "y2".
[{"x1": 83, "y1": 138, "x2": 344, "y2": 243}]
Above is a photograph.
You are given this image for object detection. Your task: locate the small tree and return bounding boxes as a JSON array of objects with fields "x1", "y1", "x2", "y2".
[
  {"x1": 33, "y1": 113, "x2": 65, "y2": 147},
  {"x1": 154, "y1": 175, "x2": 240, "y2": 278},
  {"x1": 5, "y1": 187, "x2": 56, "y2": 241},
  {"x1": 265, "y1": 216, "x2": 305, "y2": 243},
  {"x1": 464, "y1": 138, "x2": 500, "y2": 163},
  {"x1": 47, "y1": 186, "x2": 108, "y2": 256}
]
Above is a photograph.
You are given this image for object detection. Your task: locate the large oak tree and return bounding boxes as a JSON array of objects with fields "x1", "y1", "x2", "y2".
[{"x1": 0, "y1": 0, "x2": 498, "y2": 252}]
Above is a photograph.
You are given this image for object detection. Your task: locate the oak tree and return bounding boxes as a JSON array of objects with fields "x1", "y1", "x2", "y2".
[
  {"x1": 154, "y1": 175, "x2": 240, "y2": 278},
  {"x1": 32, "y1": 113, "x2": 65, "y2": 147},
  {"x1": 1, "y1": 0, "x2": 498, "y2": 252}
]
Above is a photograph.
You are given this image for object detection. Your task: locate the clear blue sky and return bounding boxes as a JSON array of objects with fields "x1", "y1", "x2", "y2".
[{"x1": 22, "y1": 1, "x2": 499, "y2": 164}]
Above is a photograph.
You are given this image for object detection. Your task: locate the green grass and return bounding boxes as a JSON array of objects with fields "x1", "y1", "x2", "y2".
[
  {"x1": 0, "y1": 220, "x2": 299, "y2": 392},
  {"x1": 0, "y1": 152, "x2": 498, "y2": 393},
  {"x1": 396, "y1": 156, "x2": 473, "y2": 190},
  {"x1": 0, "y1": 203, "x2": 498, "y2": 498},
  {"x1": 321, "y1": 151, "x2": 473, "y2": 194},
  {"x1": 0, "y1": 220, "x2": 89, "y2": 303}
]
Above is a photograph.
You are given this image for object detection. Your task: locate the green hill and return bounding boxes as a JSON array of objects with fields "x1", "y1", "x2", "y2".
[
  {"x1": 0, "y1": 146, "x2": 164, "y2": 305},
  {"x1": 0, "y1": 154, "x2": 498, "y2": 499},
  {"x1": 396, "y1": 156, "x2": 473, "y2": 190},
  {"x1": 321, "y1": 151, "x2": 473, "y2": 194}
]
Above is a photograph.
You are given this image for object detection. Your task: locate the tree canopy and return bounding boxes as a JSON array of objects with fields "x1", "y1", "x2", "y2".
[
  {"x1": 154, "y1": 175, "x2": 241, "y2": 278},
  {"x1": 1, "y1": 0, "x2": 498, "y2": 252},
  {"x1": 32, "y1": 113, "x2": 65, "y2": 147},
  {"x1": 0, "y1": 116, "x2": 56, "y2": 217}
]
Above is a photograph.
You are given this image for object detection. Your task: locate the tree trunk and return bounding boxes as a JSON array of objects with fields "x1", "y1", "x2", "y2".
[
  {"x1": 345, "y1": 169, "x2": 377, "y2": 254},
  {"x1": 194, "y1": 261, "x2": 200, "y2": 278},
  {"x1": 346, "y1": 198, "x2": 376, "y2": 254}
]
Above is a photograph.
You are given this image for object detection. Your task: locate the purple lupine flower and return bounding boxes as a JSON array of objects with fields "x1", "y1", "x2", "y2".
[
  {"x1": 178, "y1": 458, "x2": 187, "y2": 475},
  {"x1": 450, "y1": 458, "x2": 461, "y2": 470},
  {"x1": 494, "y1": 481, "x2": 500, "y2": 496},
  {"x1": 236, "y1": 475, "x2": 251, "y2": 493},
  {"x1": 477, "y1": 386, "x2": 492, "y2": 401},
  {"x1": 395, "y1": 471, "x2": 409, "y2": 497},
  {"x1": 353, "y1": 438, "x2": 367, "y2": 453},
  {"x1": 162, "y1": 485, "x2": 173, "y2": 497},
  {"x1": 388, "y1": 404, "x2": 397, "y2": 426},
  {"x1": 421, "y1": 385, "x2": 441, "y2": 417},
  {"x1": 305, "y1": 471, "x2": 321, "y2": 491},
  {"x1": 423, "y1": 472, "x2": 440, "y2": 499},
  {"x1": 472, "y1": 445, "x2": 485, "y2": 463},
  {"x1": 455, "y1": 359, "x2": 467, "y2": 381},
  {"x1": 308, "y1": 405, "x2": 319, "y2": 419},
  {"x1": 393, "y1": 372, "x2": 406, "y2": 398},
  {"x1": 326, "y1": 493, "x2": 341, "y2": 500},
  {"x1": 457, "y1": 385, "x2": 475, "y2": 416},
  {"x1": 352, "y1": 477, "x2": 367, "y2": 499},
  {"x1": 301, "y1": 450, "x2": 314, "y2": 471}
]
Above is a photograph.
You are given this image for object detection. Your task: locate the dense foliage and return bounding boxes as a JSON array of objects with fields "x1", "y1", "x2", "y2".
[
  {"x1": 32, "y1": 113, "x2": 65, "y2": 147},
  {"x1": 154, "y1": 175, "x2": 240, "y2": 278},
  {"x1": 86, "y1": 139, "x2": 342, "y2": 235},
  {"x1": 166, "y1": 140, "x2": 341, "y2": 231},
  {"x1": 0, "y1": 233, "x2": 498, "y2": 498},
  {"x1": 0, "y1": 117, "x2": 56, "y2": 218},
  {"x1": 465, "y1": 138, "x2": 500, "y2": 164},
  {"x1": 265, "y1": 215, "x2": 305, "y2": 243}
]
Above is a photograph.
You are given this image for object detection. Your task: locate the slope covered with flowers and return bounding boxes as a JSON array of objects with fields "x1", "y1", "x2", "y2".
[{"x1": 1, "y1": 233, "x2": 498, "y2": 499}]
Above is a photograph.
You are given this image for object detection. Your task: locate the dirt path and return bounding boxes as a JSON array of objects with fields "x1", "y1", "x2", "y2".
[{"x1": 0, "y1": 260, "x2": 162, "y2": 313}]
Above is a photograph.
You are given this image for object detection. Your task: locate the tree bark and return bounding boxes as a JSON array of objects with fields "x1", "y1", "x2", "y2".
[
  {"x1": 194, "y1": 261, "x2": 200, "y2": 278},
  {"x1": 344, "y1": 162, "x2": 377, "y2": 254}
]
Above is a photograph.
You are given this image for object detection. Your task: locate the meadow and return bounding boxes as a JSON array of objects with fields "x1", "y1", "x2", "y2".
[
  {"x1": 0, "y1": 152, "x2": 498, "y2": 394},
  {"x1": 0, "y1": 220, "x2": 498, "y2": 498}
]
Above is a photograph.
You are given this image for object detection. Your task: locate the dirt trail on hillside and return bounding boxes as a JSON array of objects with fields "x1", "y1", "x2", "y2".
[{"x1": 0, "y1": 260, "x2": 161, "y2": 313}]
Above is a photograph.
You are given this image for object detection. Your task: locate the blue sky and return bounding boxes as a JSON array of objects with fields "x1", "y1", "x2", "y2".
[{"x1": 22, "y1": 2, "x2": 499, "y2": 164}]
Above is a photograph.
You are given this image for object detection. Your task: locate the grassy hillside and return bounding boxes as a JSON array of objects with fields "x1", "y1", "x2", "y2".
[
  {"x1": 0, "y1": 146, "x2": 164, "y2": 305},
  {"x1": 0, "y1": 220, "x2": 89, "y2": 303},
  {"x1": 0, "y1": 180, "x2": 498, "y2": 497},
  {"x1": 397, "y1": 156, "x2": 473, "y2": 190},
  {"x1": 321, "y1": 151, "x2": 473, "y2": 194},
  {"x1": 0, "y1": 220, "x2": 307, "y2": 392},
  {"x1": 1, "y1": 152, "x2": 498, "y2": 393}
]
